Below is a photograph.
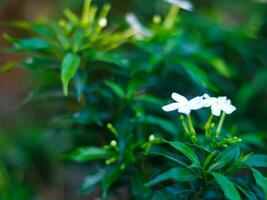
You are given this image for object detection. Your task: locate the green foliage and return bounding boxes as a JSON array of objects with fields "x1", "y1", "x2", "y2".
[{"x1": 2, "y1": 0, "x2": 267, "y2": 199}]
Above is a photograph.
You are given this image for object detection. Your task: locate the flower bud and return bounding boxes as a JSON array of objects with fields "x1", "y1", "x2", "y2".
[
  {"x1": 110, "y1": 140, "x2": 117, "y2": 147},
  {"x1": 153, "y1": 15, "x2": 162, "y2": 24},
  {"x1": 99, "y1": 18, "x2": 107, "y2": 27},
  {"x1": 149, "y1": 134, "x2": 155, "y2": 141}
]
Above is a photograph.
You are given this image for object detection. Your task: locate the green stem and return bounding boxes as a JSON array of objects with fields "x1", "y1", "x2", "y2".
[
  {"x1": 187, "y1": 114, "x2": 196, "y2": 136},
  {"x1": 216, "y1": 112, "x2": 226, "y2": 138},
  {"x1": 204, "y1": 114, "x2": 214, "y2": 139},
  {"x1": 163, "y1": 4, "x2": 179, "y2": 29},
  {"x1": 204, "y1": 114, "x2": 214, "y2": 130},
  {"x1": 179, "y1": 115, "x2": 190, "y2": 135}
]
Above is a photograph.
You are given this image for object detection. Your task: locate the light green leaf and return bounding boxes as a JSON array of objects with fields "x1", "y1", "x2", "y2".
[
  {"x1": 211, "y1": 172, "x2": 241, "y2": 200},
  {"x1": 67, "y1": 147, "x2": 111, "y2": 162},
  {"x1": 168, "y1": 141, "x2": 201, "y2": 168},
  {"x1": 145, "y1": 167, "x2": 198, "y2": 187},
  {"x1": 251, "y1": 168, "x2": 267, "y2": 199},
  {"x1": 61, "y1": 53, "x2": 81, "y2": 96}
]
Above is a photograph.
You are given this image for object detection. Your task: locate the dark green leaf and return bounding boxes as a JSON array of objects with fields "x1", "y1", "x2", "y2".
[
  {"x1": 211, "y1": 172, "x2": 241, "y2": 200},
  {"x1": 245, "y1": 154, "x2": 267, "y2": 168},
  {"x1": 251, "y1": 168, "x2": 267, "y2": 199},
  {"x1": 168, "y1": 141, "x2": 201, "y2": 168},
  {"x1": 80, "y1": 169, "x2": 105, "y2": 194},
  {"x1": 145, "y1": 167, "x2": 198, "y2": 187},
  {"x1": 61, "y1": 53, "x2": 81, "y2": 96}
]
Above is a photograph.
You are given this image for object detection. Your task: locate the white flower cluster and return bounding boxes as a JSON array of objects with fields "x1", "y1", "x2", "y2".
[{"x1": 162, "y1": 93, "x2": 236, "y2": 116}]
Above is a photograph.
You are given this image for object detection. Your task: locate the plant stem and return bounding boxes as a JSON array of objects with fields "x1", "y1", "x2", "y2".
[
  {"x1": 216, "y1": 112, "x2": 226, "y2": 138},
  {"x1": 187, "y1": 114, "x2": 196, "y2": 136},
  {"x1": 204, "y1": 114, "x2": 214, "y2": 139},
  {"x1": 179, "y1": 115, "x2": 190, "y2": 135},
  {"x1": 163, "y1": 4, "x2": 179, "y2": 29}
]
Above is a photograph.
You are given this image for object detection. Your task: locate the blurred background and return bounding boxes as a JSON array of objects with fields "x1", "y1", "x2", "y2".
[{"x1": 0, "y1": 0, "x2": 267, "y2": 199}]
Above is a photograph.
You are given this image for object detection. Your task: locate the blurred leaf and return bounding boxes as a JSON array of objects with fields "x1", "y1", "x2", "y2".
[
  {"x1": 237, "y1": 69, "x2": 267, "y2": 110},
  {"x1": 61, "y1": 53, "x2": 81, "y2": 96},
  {"x1": 251, "y1": 168, "x2": 267, "y2": 199},
  {"x1": 235, "y1": 184, "x2": 257, "y2": 200},
  {"x1": 105, "y1": 81, "x2": 125, "y2": 98},
  {"x1": 92, "y1": 51, "x2": 129, "y2": 68},
  {"x1": 209, "y1": 58, "x2": 232, "y2": 78},
  {"x1": 67, "y1": 147, "x2": 111, "y2": 162},
  {"x1": 80, "y1": 169, "x2": 105, "y2": 194},
  {"x1": 145, "y1": 167, "x2": 198, "y2": 187},
  {"x1": 244, "y1": 154, "x2": 267, "y2": 168},
  {"x1": 102, "y1": 165, "x2": 123, "y2": 198},
  {"x1": 211, "y1": 172, "x2": 241, "y2": 200},
  {"x1": 0, "y1": 62, "x2": 16, "y2": 72},
  {"x1": 141, "y1": 116, "x2": 177, "y2": 135},
  {"x1": 15, "y1": 38, "x2": 53, "y2": 51}
]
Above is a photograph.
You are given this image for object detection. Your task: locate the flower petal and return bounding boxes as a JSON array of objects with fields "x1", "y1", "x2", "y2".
[
  {"x1": 178, "y1": 107, "x2": 191, "y2": 115},
  {"x1": 171, "y1": 93, "x2": 188, "y2": 103},
  {"x1": 163, "y1": 0, "x2": 193, "y2": 11},
  {"x1": 222, "y1": 103, "x2": 236, "y2": 114},
  {"x1": 162, "y1": 103, "x2": 180, "y2": 112},
  {"x1": 189, "y1": 96, "x2": 204, "y2": 110},
  {"x1": 211, "y1": 105, "x2": 221, "y2": 116}
]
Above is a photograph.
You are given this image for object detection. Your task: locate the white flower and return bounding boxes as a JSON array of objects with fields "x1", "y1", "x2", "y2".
[
  {"x1": 203, "y1": 94, "x2": 236, "y2": 117},
  {"x1": 125, "y1": 13, "x2": 152, "y2": 39},
  {"x1": 163, "y1": 0, "x2": 193, "y2": 11},
  {"x1": 98, "y1": 18, "x2": 107, "y2": 27},
  {"x1": 162, "y1": 93, "x2": 204, "y2": 115}
]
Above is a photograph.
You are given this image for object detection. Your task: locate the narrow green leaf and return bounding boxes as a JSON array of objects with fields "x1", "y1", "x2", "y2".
[
  {"x1": 211, "y1": 172, "x2": 241, "y2": 200},
  {"x1": 245, "y1": 154, "x2": 267, "y2": 168},
  {"x1": 105, "y1": 81, "x2": 125, "y2": 98},
  {"x1": 0, "y1": 62, "x2": 16, "y2": 72},
  {"x1": 235, "y1": 184, "x2": 257, "y2": 200},
  {"x1": 251, "y1": 168, "x2": 267, "y2": 199},
  {"x1": 61, "y1": 53, "x2": 81, "y2": 96},
  {"x1": 168, "y1": 141, "x2": 200, "y2": 168},
  {"x1": 67, "y1": 147, "x2": 111, "y2": 162},
  {"x1": 145, "y1": 167, "x2": 198, "y2": 187},
  {"x1": 81, "y1": 0, "x2": 92, "y2": 25},
  {"x1": 80, "y1": 169, "x2": 105, "y2": 194}
]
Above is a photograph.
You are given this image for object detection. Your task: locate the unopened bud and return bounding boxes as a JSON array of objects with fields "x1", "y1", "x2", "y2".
[
  {"x1": 153, "y1": 15, "x2": 161, "y2": 24},
  {"x1": 149, "y1": 134, "x2": 155, "y2": 142},
  {"x1": 110, "y1": 140, "x2": 117, "y2": 147},
  {"x1": 99, "y1": 18, "x2": 107, "y2": 27}
]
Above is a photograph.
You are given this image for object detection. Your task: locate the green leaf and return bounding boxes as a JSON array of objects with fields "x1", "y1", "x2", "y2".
[
  {"x1": 251, "y1": 168, "x2": 267, "y2": 199},
  {"x1": 211, "y1": 172, "x2": 241, "y2": 200},
  {"x1": 244, "y1": 154, "x2": 267, "y2": 168},
  {"x1": 145, "y1": 167, "x2": 198, "y2": 187},
  {"x1": 15, "y1": 38, "x2": 53, "y2": 51},
  {"x1": 80, "y1": 169, "x2": 105, "y2": 194},
  {"x1": 67, "y1": 147, "x2": 111, "y2": 162},
  {"x1": 102, "y1": 165, "x2": 123, "y2": 198},
  {"x1": 0, "y1": 62, "x2": 16, "y2": 72},
  {"x1": 203, "y1": 151, "x2": 217, "y2": 170},
  {"x1": 61, "y1": 53, "x2": 81, "y2": 96},
  {"x1": 209, "y1": 58, "x2": 232, "y2": 78},
  {"x1": 141, "y1": 116, "x2": 177, "y2": 136},
  {"x1": 105, "y1": 81, "x2": 125, "y2": 98},
  {"x1": 168, "y1": 141, "x2": 201, "y2": 168},
  {"x1": 209, "y1": 145, "x2": 240, "y2": 171},
  {"x1": 235, "y1": 184, "x2": 257, "y2": 200}
]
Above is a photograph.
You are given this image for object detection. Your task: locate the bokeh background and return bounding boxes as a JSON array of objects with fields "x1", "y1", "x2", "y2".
[{"x1": 0, "y1": 0, "x2": 267, "y2": 199}]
